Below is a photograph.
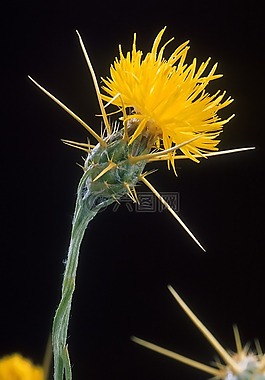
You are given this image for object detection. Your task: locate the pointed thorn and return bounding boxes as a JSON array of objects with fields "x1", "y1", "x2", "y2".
[
  {"x1": 76, "y1": 30, "x2": 112, "y2": 135},
  {"x1": 140, "y1": 175, "x2": 205, "y2": 251},
  {"x1": 28, "y1": 76, "x2": 106, "y2": 146},
  {"x1": 92, "y1": 161, "x2": 116, "y2": 182},
  {"x1": 131, "y1": 336, "x2": 220, "y2": 376},
  {"x1": 233, "y1": 325, "x2": 242, "y2": 354},
  {"x1": 167, "y1": 286, "x2": 241, "y2": 374}
]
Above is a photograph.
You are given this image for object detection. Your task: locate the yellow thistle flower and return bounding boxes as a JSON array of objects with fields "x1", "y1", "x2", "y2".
[
  {"x1": 0, "y1": 354, "x2": 44, "y2": 380},
  {"x1": 101, "y1": 27, "x2": 234, "y2": 162}
]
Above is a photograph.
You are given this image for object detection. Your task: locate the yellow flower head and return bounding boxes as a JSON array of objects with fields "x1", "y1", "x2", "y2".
[
  {"x1": 0, "y1": 354, "x2": 44, "y2": 380},
  {"x1": 101, "y1": 27, "x2": 234, "y2": 161}
]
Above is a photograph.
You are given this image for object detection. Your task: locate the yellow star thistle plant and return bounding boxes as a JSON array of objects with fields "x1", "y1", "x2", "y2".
[
  {"x1": 0, "y1": 354, "x2": 44, "y2": 380},
  {"x1": 29, "y1": 28, "x2": 253, "y2": 380},
  {"x1": 133, "y1": 286, "x2": 265, "y2": 380}
]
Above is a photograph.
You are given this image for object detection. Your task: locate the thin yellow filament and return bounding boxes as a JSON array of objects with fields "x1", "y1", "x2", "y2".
[
  {"x1": 233, "y1": 325, "x2": 242, "y2": 354},
  {"x1": 139, "y1": 175, "x2": 205, "y2": 251},
  {"x1": 131, "y1": 336, "x2": 220, "y2": 376},
  {"x1": 92, "y1": 161, "x2": 117, "y2": 182},
  {"x1": 129, "y1": 136, "x2": 202, "y2": 164},
  {"x1": 168, "y1": 286, "x2": 242, "y2": 374},
  {"x1": 76, "y1": 30, "x2": 112, "y2": 136},
  {"x1": 28, "y1": 76, "x2": 106, "y2": 146},
  {"x1": 61, "y1": 139, "x2": 95, "y2": 152},
  {"x1": 149, "y1": 147, "x2": 256, "y2": 162}
]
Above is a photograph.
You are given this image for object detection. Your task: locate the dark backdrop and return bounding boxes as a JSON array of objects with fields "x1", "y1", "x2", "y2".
[{"x1": 2, "y1": 1, "x2": 264, "y2": 379}]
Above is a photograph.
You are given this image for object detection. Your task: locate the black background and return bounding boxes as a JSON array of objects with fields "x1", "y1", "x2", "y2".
[{"x1": 2, "y1": 1, "x2": 264, "y2": 379}]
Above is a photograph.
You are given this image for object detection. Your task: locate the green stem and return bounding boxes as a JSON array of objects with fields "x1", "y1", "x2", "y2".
[
  {"x1": 52, "y1": 196, "x2": 96, "y2": 379},
  {"x1": 51, "y1": 171, "x2": 112, "y2": 380},
  {"x1": 52, "y1": 212, "x2": 94, "y2": 378}
]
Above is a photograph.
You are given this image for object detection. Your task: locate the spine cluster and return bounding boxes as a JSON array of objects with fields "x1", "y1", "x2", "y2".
[{"x1": 79, "y1": 130, "x2": 149, "y2": 214}]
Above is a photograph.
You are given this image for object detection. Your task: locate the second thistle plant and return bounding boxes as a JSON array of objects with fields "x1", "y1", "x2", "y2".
[
  {"x1": 133, "y1": 286, "x2": 265, "y2": 380},
  {"x1": 29, "y1": 27, "x2": 252, "y2": 379}
]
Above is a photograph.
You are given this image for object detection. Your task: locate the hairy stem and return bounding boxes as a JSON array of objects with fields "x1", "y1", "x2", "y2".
[
  {"x1": 51, "y1": 170, "x2": 114, "y2": 380},
  {"x1": 52, "y1": 194, "x2": 96, "y2": 379}
]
